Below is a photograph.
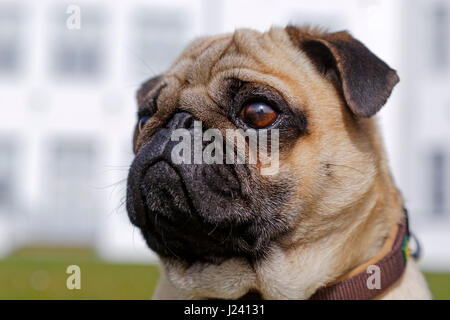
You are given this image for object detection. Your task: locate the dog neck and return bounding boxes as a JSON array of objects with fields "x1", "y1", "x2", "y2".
[
  {"x1": 156, "y1": 179, "x2": 405, "y2": 300},
  {"x1": 256, "y1": 120, "x2": 406, "y2": 299},
  {"x1": 246, "y1": 174, "x2": 405, "y2": 299},
  {"x1": 157, "y1": 186, "x2": 405, "y2": 300},
  {"x1": 309, "y1": 210, "x2": 409, "y2": 299},
  {"x1": 156, "y1": 121, "x2": 406, "y2": 300}
]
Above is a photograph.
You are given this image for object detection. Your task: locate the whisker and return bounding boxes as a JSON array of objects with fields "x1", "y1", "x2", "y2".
[
  {"x1": 94, "y1": 178, "x2": 127, "y2": 190},
  {"x1": 325, "y1": 163, "x2": 364, "y2": 175}
]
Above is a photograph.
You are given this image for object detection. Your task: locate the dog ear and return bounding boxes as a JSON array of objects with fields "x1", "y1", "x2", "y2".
[
  {"x1": 133, "y1": 75, "x2": 163, "y2": 153},
  {"x1": 286, "y1": 26, "x2": 399, "y2": 118},
  {"x1": 136, "y1": 75, "x2": 162, "y2": 106}
]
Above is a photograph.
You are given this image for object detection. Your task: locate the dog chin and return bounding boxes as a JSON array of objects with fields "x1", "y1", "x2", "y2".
[{"x1": 160, "y1": 256, "x2": 261, "y2": 300}]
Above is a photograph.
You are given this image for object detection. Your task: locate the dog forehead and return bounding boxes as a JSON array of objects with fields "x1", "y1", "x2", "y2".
[
  {"x1": 165, "y1": 28, "x2": 266, "y2": 84},
  {"x1": 162, "y1": 27, "x2": 324, "y2": 101},
  {"x1": 148, "y1": 26, "x2": 341, "y2": 127}
]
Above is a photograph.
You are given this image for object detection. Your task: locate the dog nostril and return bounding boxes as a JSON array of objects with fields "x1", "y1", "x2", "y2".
[
  {"x1": 168, "y1": 112, "x2": 195, "y2": 130},
  {"x1": 183, "y1": 115, "x2": 193, "y2": 129}
]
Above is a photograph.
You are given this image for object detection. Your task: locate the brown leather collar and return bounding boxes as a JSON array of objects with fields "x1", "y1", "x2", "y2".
[{"x1": 309, "y1": 210, "x2": 410, "y2": 300}]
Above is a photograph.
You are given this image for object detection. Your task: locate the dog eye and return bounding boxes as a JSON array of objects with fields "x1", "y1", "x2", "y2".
[
  {"x1": 138, "y1": 115, "x2": 151, "y2": 132},
  {"x1": 241, "y1": 102, "x2": 278, "y2": 128}
]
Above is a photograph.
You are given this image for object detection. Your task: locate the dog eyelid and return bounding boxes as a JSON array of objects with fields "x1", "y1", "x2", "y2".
[
  {"x1": 137, "y1": 108, "x2": 151, "y2": 119},
  {"x1": 138, "y1": 115, "x2": 151, "y2": 132},
  {"x1": 137, "y1": 83, "x2": 167, "y2": 117}
]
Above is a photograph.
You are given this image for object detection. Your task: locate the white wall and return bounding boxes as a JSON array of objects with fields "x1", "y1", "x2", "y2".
[{"x1": 0, "y1": 0, "x2": 449, "y2": 269}]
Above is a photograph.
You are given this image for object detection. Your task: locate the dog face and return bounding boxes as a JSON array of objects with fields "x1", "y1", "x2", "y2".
[{"x1": 126, "y1": 26, "x2": 399, "y2": 266}]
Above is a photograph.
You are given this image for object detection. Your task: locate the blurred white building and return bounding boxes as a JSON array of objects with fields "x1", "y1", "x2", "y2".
[{"x1": 0, "y1": 0, "x2": 449, "y2": 270}]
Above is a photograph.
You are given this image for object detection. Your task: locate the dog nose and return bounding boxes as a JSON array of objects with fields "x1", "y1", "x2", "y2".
[
  {"x1": 132, "y1": 112, "x2": 196, "y2": 163},
  {"x1": 126, "y1": 111, "x2": 196, "y2": 227},
  {"x1": 168, "y1": 111, "x2": 194, "y2": 130},
  {"x1": 126, "y1": 110, "x2": 260, "y2": 263}
]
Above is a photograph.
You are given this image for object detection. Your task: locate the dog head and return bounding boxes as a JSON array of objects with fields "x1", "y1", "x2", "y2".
[{"x1": 126, "y1": 26, "x2": 399, "y2": 266}]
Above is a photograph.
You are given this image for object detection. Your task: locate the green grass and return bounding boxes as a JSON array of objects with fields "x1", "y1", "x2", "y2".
[
  {"x1": 0, "y1": 247, "x2": 449, "y2": 299},
  {"x1": 0, "y1": 247, "x2": 159, "y2": 300},
  {"x1": 424, "y1": 273, "x2": 450, "y2": 300}
]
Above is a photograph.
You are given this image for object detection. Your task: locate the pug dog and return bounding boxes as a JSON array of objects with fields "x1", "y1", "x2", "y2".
[{"x1": 126, "y1": 26, "x2": 431, "y2": 300}]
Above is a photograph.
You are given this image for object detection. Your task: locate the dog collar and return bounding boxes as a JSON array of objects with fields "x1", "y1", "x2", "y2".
[{"x1": 309, "y1": 210, "x2": 410, "y2": 300}]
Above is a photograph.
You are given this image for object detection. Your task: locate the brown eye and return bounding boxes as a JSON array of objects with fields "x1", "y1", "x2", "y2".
[{"x1": 241, "y1": 102, "x2": 278, "y2": 128}]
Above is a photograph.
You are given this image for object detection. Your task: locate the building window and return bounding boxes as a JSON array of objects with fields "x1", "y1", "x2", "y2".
[
  {"x1": 431, "y1": 151, "x2": 447, "y2": 215},
  {"x1": 0, "y1": 141, "x2": 16, "y2": 212},
  {"x1": 48, "y1": 139, "x2": 98, "y2": 241},
  {"x1": 130, "y1": 8, "x2": 190, "y2": 79},
  {"x1": 0, "y1": 5, "x2": 24, "y2": 76},
  {"x1": 50, "y1": 7, "x2": 105, "y2": 78},
  {"x1": 432, "y1": 2, "x2": 449, "y2": 71}
]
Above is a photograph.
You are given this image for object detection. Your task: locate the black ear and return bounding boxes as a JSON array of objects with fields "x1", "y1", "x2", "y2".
[
  {"x1": 136, "y1": 75, "x2": 162, "y2": 106},
  {"x1": 286, "y1": 26, "x2": 399, "y2": 118}
]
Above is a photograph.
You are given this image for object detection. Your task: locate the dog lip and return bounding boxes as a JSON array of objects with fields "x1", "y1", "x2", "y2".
[
  {"x1": 127, "y1": 157, "x2": 184, "y2": 229},
  {"x1": 145, "y1": 159, "x2": 195, "y2": 210},
  {"x1": 140, "y1": 159, "x2": 196, "y2": 217},
  {"x1": 132, "y1": 159, "x2": 256, "y2": 262}
]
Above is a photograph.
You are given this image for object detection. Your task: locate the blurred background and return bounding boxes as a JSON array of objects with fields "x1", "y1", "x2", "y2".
[{"x1": 0, "y1": 0, "x2": 449, "y2": 299}]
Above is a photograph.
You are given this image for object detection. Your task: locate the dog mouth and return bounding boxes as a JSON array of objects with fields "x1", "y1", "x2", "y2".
[
  {"x1": 140, "y1": 160, "x2": 194, "y2": 224},
  {"x1": 127, "y1": 157, "x2": 267, "y2": 264},
  {"x1": 126, "y1": 156, "x2": 293, "y2": 264}
]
